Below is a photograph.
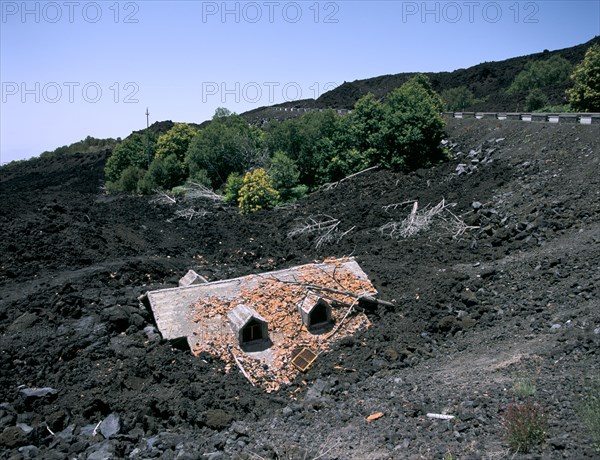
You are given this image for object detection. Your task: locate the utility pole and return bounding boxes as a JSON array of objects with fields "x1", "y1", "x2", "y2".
[{"x1": 145, "y1": 107, "x2": 151, "y2": 167}]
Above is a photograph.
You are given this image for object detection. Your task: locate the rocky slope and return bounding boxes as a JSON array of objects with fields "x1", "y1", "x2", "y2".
[{"x1": 0, "y1": 118, "x2": 598, "y2": 459}]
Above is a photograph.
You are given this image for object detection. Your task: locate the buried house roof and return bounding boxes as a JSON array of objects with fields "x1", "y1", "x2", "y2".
[{"x1": 143, "y1": 257, "x2": 377, "y2": 392}]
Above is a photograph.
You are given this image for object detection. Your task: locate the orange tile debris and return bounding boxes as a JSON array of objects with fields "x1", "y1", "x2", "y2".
[
  {"x1": 366, "y1": 412, "x2": 385, "y2": 422},
  {"x1": 189, "y1": 258, "x2": 376, "y2": 392}
]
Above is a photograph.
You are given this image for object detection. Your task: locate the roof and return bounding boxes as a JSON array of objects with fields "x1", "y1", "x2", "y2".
[
  {"x1": 145, "y1": 257, "x2": 374, "y2": 341},
  {"x1": 144, "y1": 257, "x2": 377, "y2": 392},
  {"x1": 228, "y1": 304, "x2": 267, "y2": 330}
]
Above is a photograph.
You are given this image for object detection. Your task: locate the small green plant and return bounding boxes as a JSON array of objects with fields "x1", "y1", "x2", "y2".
[
  {"x1": 224, "y1": 172, "x2": 244, "y2": 205},
  {"x1": 443, "y1": 451, "x2": 457, "y2": 460},
  {"x1": 579, "y1": 377, "x2": 600, "y2": 451},
  {"x1": 512, "y1": 372, "x2": 537, "y2": 398},
  {"x1": 503, "y1": 402, "x2": 547, "y2": 453}
]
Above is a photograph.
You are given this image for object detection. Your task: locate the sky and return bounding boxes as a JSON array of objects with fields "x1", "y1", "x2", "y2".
[{"x1": 1, "y1": 0, "x2": 599, "y2": 164}]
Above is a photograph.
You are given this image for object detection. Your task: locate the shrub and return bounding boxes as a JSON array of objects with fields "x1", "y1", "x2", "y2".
[
  {"x1": 238, "y1": 168, "x2": 279, "y2": 214},
  {"x1": 144, "y1": 154, "x2": 186, "y2": 191},
  {"x1": 189, "y1": 169, "x2": 212, "y2": 187},
  {"x1": 105, "y1": 165, "x2": 145, "y2": 193},
  {"x1": 525, "y1": 88, "x2": 549, "y2": 112},
  {"x1": 579, "y1": 377, "x2": 600, "y2": 451},
  {"x1": 512, "y1": 372, "x2": 537, "y2": 398},
  {"x1": 441, "y1": 86, "x2": 475, "y2": 111},
  {"x1": 224, "y1": 172, "x2": 244, "y2": 205},
  {"x1": 105, "y1": 132, "x2": 155, "y2": 183},
  {"x1": 503, "y1": 402, "x2": 547, "y2": 453}
]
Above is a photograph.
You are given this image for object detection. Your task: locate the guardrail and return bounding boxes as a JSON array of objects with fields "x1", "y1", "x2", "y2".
[
  {"x1": 266, "y1": 107, "x2": 600, "y2": 125},
  {"x1": 444, "y1": 112, "x2": 600, "y2": 125}
]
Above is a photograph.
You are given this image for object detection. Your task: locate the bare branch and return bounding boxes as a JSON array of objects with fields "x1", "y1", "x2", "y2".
[
  {"x1": 379, "y1": 198, "x2": 477, "y2": 240},
  {"x1": 149, "y1": 189, "x2": 177, "y2": 204},
  {"x1": 288, "y1": 214, "x2": 355, "y2": 249},
  {"x1": 319, "y1": 165, "x2": 379, "y2": 191},
  {"x1": 185, "y1": 182, "x2": 224, "y2": 202},
  {"x1": 166, "y1": 207, "x2": 211, "y2": 223}
]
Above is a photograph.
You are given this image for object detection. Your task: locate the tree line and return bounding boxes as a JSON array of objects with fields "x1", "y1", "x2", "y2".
[
  {"x1": 103, "y1": 44, "x2": 599, "y2": 212},
  {"x1": 105, "y1": 75, "x2": 448, "y2": 213}
]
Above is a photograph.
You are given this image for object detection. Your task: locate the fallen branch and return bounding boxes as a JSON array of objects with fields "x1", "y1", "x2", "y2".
[
  {"x1": 380, "y1": 198, "x2": 478, "y2": 239},
  {"x1": 185, "y1": 182, "x2": 224, "y2": 202},
  {"x1": 150, "y1": 189, "x2": 177, "y2": 204},
  {"x1": 167, "y1": 207, "x2": 211, "y2": 222},
  {"x1": 324, "y1": 297, "x2": 359, "y2": 341},
  {"x1": 288, "y1": 214, "x2": 354, "y2": 249},
  {"x1": 274, "y1": 279, "x2": 397, "y2": 309},
  {"x1": 320, "y1": 165, "x2": 379, "y2": 190}
]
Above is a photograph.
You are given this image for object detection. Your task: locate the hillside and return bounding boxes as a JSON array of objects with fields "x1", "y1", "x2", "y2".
[
  {"x1": 0, "y1": 117, "x2": 598, "y2": 458},
  {"x1": 243, "y1": 36, "x2": 600, "y2": 124}
]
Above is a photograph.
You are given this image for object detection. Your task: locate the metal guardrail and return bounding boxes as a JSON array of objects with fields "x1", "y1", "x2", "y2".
[
  {"x1": 444, "y1": 112, "x2": 600, "y2": 125},
  {"x1": 265, "y1": 107, "x2": 600, "y2": 125}
]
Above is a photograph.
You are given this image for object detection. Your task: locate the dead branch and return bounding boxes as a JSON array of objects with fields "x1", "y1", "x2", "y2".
[
  {"x1": 324, "y1": 297, "x2": 359, "y2": 341},
  {"x1": 167, "y1": 207, "x2": 211, "y2": 222},
  {"x1": 288, "y1": 214, "x2": 355, "y2": 249},
  {"x1": 274, "y1": 279, "x2": 397, "y2": 309},
  {"x1": 150, "y1": 189, "x2": 177, "y2": 204},
  {"x1": 320, "y1": 165, "x2": 379, "y2": 190},
  {"x1": 383, "y1": 200, "x2": 417, "y2": 212},
  {"x1": 379, "y1": 198, "x2": 477, "y2": 239},
  {"x1": 185, "y1": 182, "x2": 224, "y2": 202}
]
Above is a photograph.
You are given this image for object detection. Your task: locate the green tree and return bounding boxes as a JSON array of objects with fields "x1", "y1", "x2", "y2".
[
  {"x1": 441, "y1": 86, "x2": 475, "y2": 111},
  {"x1": 155, "y1": 123, "x2": 198, "y2": 162},
  {"x1": 508, "y1": 56, "x2": 573, "y2": 94},
  {"x1": 186, "y1": 113, "x2": 266, "y2": 188},
  {"x1": 378, "y1": 75, "x2": 446, "y2": 170},
  {"x1": 347, "y1": 93, "x2": 386, "y2": 159},
  {"x1": 567, "y1": 44, "x2": 600, "y2": 112},
  {"x1": 104, "y1": 132, "x2": 155, "y2": 183},
  {"x1": 238, "y1": 168, "x2": 279, "y2": 214},
  {"x1": 213, "y1": 107, "x2": 233, "y2": 119},
  {"x1": 105, "y1": 165, "x2": 145, "y2": 193},
  {"x1": 144, "y1": 154, "x2": 186, "y2": 191},
  {"x1": 269, "y1": 151, "x2": 301, "y2": 201},
  {"x1": 224, "y1": 172, "x2": 244, "y2": 205},
  {"x1": 264, "y1": 110, "x2": 340, "y2": 187},
  {"x1": 525, "y1": 88, "x2": 549, "y2": 111}
]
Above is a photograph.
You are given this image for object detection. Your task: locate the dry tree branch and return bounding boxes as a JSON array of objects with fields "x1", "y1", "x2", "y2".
[
  {"x1": 185, "y1": 182, "x2": 224, "y2": 202},
  {"x1": 272, "y1": 278, "x2": 397, "y2": 309},
  {"x1": 166, "y1": 207, "x2": 211, "y2": 223},
  {"x1": 149, "y1": 189, "x2": 177, "y2": 204},
  {"x1": 379, "y1": 198, "x2": 478, "y2": 239},
  {"x1": 324, "y1": 297, "x2": 360, "y2": 341},
  {"x1": 383, "y1": 200, "x2": 418, "y2": 212},
  {"x1": 288, "y1": 214, "x2": 355, "y2": 249},
  {"x1": 319, "y1": 165, "x2": 379, "y2": 191}
]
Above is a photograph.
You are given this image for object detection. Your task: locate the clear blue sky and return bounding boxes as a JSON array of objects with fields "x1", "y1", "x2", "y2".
[{"x1": 1, "y1": 0, "x2": 599, "y2": 163}]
